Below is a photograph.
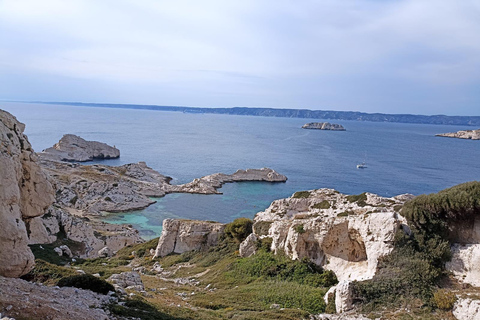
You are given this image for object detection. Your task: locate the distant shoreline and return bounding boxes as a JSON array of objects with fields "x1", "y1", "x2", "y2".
[{"x1": 21, "y1": 101, "x2": 480, "y2": 126}]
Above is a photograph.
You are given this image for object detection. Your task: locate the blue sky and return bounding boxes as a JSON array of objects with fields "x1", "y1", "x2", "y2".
[{"x1": 1, "y1": 0, "x2": 480, "y2": 115}]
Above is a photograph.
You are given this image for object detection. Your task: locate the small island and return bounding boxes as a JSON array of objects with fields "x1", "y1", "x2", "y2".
[
  {"x1": 435, "y1": 129, "x2": 480, "y2": 140},
  {"x1": 302, "y1": 122, "x2": 346, "y2": 131}
]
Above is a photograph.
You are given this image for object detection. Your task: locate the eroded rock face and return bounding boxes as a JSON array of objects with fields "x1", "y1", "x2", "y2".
[
  {"x1": 436, "y1": 129, "x2": 480, "y2": 140},
  {"x1": 154, "y1": 219, "x2": 225, "y2": 258},
  {"x1": 0, "y1": 110, "x2": 55, "y2": 277},
  {"x1": 243, "y1": 189, "x2": 411, "y2": 282},
  {"x1": 39, "y1": 134, "x2": 120, "y2": 162}
]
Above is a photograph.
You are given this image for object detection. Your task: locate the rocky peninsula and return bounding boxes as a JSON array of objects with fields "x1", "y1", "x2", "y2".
[
  {"x1": 436, "y1": 129, "x2": 480, "y2": 140},
  {"x1": 39, "y1": 134, "x2": 120, "y2": 162},
  {"x1": 302, "y1": 122, "x2": 346, "y2": 131}
]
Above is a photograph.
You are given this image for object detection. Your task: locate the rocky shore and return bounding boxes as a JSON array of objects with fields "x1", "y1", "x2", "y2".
[
  {"x1": 302, "y1": 122, "x2": 346, "y2": 131},
  {"x1": 436, "y1": 129, "x2": 480, "y2": 140}
]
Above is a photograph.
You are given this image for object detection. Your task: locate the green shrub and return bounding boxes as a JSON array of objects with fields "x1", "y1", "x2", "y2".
[
  {"x1": 293, "y1": 191, "x2": 311, "y2": 199},
  {"x1": 254, "y1": 221, "x2": 273, "y2": 236},
  {"x1": 325, "y1": 291, "x2": 336, "y2": 314},
  {"x1": 21, "y1": 259, "x2": 77, "y2": 285},
  {"x1": 227, "y1": 250, "x2": 337, "y2": 287},
  {"x1": 294, "y1": 224, "x2": 306, "y2": 234},
  {"x1": 225, "y1": 218, "x2": 253, "y2": 242},
  {"x1": 346, "y1": 193, "x2": 368, "y2": 207},
  {"x1": 257, "y1": 237, "x2": 273, "y2": 252},
  {"x1": 312, "y1": 200, "x2": 331, "y2": 209},
  {"x1": 57, "y1": 274, "x2": 114, "y2": 294},
  {"x1": 433, "y1": 289, "x2": 457, "y2": 310}
]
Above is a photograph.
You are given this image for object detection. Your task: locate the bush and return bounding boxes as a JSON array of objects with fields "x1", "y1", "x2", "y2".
[
  {"x1": 433, "y1": 289, "x2": 457, "y2": 310},
  {"x1": 57, "y1": 274, "x2": 115, "y2": 294},
  {"x1": 21, "y1": 259, "x2": 76, "y2": 285},
  {"x1": 293, "y1": 191, "x2": 311, "y2": 199},
  {"x1": 312, "y1": 200, "x2": 331, "y2": 209},
  {"x1": 346, "y1": 193, "x2": 367, "y2": 207},
  {"x1": 294, "y1": 224, "x2": 306, "y2": 234},
  {"x1": 228, "y1": 250, "x2": 337, "y2": 287},
  {"x1": 225, "y1": 218, "x2": 253, "y2": 242}
]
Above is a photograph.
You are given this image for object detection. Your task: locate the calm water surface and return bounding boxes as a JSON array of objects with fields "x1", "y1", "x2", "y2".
[{"x1": 3, "y1": 102, "x2": 479, "y2": 239}]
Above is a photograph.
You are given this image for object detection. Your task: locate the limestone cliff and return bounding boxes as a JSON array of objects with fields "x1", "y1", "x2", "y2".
[
  {"x1": 436, "y1": 129, "x2": 480, "y2": 140},
  {"x1": 0, "y1": 110, "x2": 55, "y2": 277},
  {"x1": 39, "y1": 134, "x2": 120, "y2": 162},
  {"x1": 241, "y1": 189, "x2": 412, "y2": 282},
  {"x1": 154, "y1": 219, "x2": 225, "y2": 258}
]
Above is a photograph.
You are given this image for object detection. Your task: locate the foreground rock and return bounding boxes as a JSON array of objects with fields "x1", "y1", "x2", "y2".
[
  {"x1": 107, "y1": 271, "x2": 145, "y2": 295},
  {"x1": 154, "y1": 219, "x2": 225, "y2": 258},
  {"x1": 436, "y1": 129, "x2": 480, "y2": 140},
  {"x1": 0, "y1": 110, "x2": 55, "y2": 277},
  {"x1": 302, "y1": 122, "x2": 346, "y2": 131},
  {"x1": 453, "y1": 298, "x2": 480, "y2": 320},
  {"x1": 0, "y1": 276, "x2": 114, "y2": 320},
  {"x1": 39, "y1": 134, "x2": 120, "y2": 162},
  {"x1": 242, "y1": 189, "x2": 412, "y2": 282}
]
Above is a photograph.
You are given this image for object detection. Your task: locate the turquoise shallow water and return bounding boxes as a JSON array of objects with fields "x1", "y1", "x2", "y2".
[{"x1": 3, "y1": 102, "x2": 480, "y2": 240}]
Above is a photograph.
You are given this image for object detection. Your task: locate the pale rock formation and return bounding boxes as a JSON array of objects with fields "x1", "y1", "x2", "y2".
[
  {"x1": 107, "y1": 272, "x2": 145, "y2": 294},
  {"x1": 98, "y1": 246, "x2": 112, "y2": 258},
  {"x1": 25, "y1": 215, "x2": 58, "y2": 244},
  {"x1": 436, "y1": 129, "x2": 480, "y2": 140},
  {"x1": 302, "y1": 122, "x2": 346, "y2": 131},
  {"x1": 239, "y1": 233, "x2": 258, "y2": 258},
  {"x1": 0, "y1": 276, "x2": 113, "y2": 320},
  {"x1": 39, "y1": 134, "x2": 120, "y2": 162},
  {"x1": 243, "y1": 189, "x2": 411, "y2": 282},
  {"x1": 169, "y1": 168, "x2": 287, "y2": 194},
  {"x1": 0, "y1": 110, "x2": 55, "y2": 277},
  {"x1": 335, "y1": 281, "x2": 354, "y2": 313},
  {"x1": 453, "y1": 298, "x2": 480, "y2": 320},
  {"x1": 313, "y1": 314, "x2": 369, "y2": 320},
  {"x1": 447, "y1": 244, "x2": 480, "y2": 287},
  {"x1": 154, "y1": 219, "x2": 226, "y2": 258}
]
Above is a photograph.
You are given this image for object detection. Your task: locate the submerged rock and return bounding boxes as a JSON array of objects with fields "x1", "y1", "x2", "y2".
[
  {"x1": 302, "y1": 122, "x2": 346, "y2": 131},
  {"x1": 39, "y1": 134, "x2": 120, "y2": 162}
]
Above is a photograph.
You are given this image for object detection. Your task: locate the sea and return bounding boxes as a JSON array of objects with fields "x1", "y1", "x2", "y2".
[{"x1": 3, "y1": 102, "x2": 480, "y2": 239}]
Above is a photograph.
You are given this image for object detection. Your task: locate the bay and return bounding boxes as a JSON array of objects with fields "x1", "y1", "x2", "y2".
[{"x1": 3, "y1": 102, "x2": 479, "y2": 239}]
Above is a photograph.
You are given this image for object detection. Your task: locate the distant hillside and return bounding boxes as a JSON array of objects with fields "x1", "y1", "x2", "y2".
[{"x1": 42, "y1": 102, "x2": 480, "y2": 126}]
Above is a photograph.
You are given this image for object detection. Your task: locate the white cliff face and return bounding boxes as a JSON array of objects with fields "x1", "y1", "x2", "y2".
[
  {"x1": 39, "y1": 134, "x2": 120, "y2": 162},
  {"x1": 244, "y1": 189, "x2": 411, "y2": 282},
  {"x1": 453, "y1": 298, "x2": 480, "y2": 320},
  {"x1": 154, "y1": 219, "x2": 226, "y2": 258},
  {"x1": 0, "y1": 110, "x2": 55, "y2": 277}
]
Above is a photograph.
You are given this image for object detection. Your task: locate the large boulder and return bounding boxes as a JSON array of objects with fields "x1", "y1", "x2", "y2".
[
  {"x1": 39, "y1": 134, "x2": 120, "y2": 162},
  {"x1": 0, "y1": 110, "x2": 55, "y2": 277},
  {"x1": 154, "y1": 219, "x2": 225, "y2": 258}
]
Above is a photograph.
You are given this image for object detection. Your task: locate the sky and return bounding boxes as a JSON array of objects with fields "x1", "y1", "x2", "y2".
[{"x1": 1, "y1": 0, "x2": 480, "y2": 115}]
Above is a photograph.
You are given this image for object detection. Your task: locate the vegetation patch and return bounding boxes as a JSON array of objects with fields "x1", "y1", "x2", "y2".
[
  {"x1": 225, "y1": 218, "x2": 253, "y2": 242},
  {"x1": 21, "y1": 259, "x2": 77, "y2": 285},
  {"x1": 346, "y1": 192, "x2": 368, "y2": 207},
  {"x1": 253, "y1": 221, "x2": 273, "y2": 236},
  {"x1": 312, "y1": 200, "x2": 331, "y2": 209},
  {"x1": 294, "y1": 224, "x2": 306, "y2": 234},
  {"x1": 292, "y1": 191, "x2": 311, "y2": 199},
  {"x1": 57, "y1": 273, "x2": 115, "y2": 294}
]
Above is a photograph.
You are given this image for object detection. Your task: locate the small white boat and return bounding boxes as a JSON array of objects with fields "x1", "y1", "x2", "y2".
[{"x1": 357, "y1": 162, "x2": 367, "y2": 169}]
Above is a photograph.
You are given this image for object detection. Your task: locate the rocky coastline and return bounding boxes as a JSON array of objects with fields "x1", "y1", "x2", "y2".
[
  {"x1": 436, "y1": 129, "x2": 480, "y2": 140},
  {"x1": 302, "y1": 122, "x2": 346, "y2": 131}
]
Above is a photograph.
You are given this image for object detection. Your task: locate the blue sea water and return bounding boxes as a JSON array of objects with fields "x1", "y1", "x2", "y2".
[{"x1": 3, "y1": 102, "x2": 480, "y2": 239}]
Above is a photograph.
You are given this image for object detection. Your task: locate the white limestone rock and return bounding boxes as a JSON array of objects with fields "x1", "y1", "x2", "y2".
[
  {"x1": 0, "y1": 109, "x2": 55, "y2": 277},
  {"x1": 154, "y1": 219, "x2": 226, "y2": 258},
  {"x1": 39, "y1": 134, "x2": 120, "y2": 162},
  {"x1": 447, "y1": 244, "x2": 480, "y2": 287},
  {"x1": 302, "y1": 122, "x2": 346, "y2": 131},
  {"x1": 249, "y1": 189, "x2": 411, "y2": 282},
  {"x1": 453, "y1": 298, "x2": 480, "y2": 320},
  {"x1": 107, "y1": 272, "x2": 144, "y2": 293},
  {"x1": 239, "y1": 233, "x2": 258, "y2": 258},
  {"x1": 436, "y1": 129, "x2": 480, "y2": 140}
]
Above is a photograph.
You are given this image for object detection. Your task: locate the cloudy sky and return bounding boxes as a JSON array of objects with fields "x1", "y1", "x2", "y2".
[{"x1": 1, "y1": 0, "x2": 480, "y2": 115}]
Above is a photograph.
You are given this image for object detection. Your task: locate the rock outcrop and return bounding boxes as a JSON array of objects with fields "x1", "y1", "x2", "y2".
[
  {"x1": 40, "y1": 159, "x2": 287, "y2": 215},
  {"x1": 0, "y1": 110, "x2": 55, "y2": 277},
  {"x1": 39, "y1": 134, "x2": 120, "y2": 162},
  {"x1": 154, "y1": 219, "x2": 225, "y2": 258},
  {"x1": 436, "y1": 129, "x2": 480, "y2": 140},
  {"x1": 302, "y1": 122, "x2": 346, "y2": 131},
  {"x1": 107, "y1": 271, "x2": 145, "y2": 295},
  {"x1": 453, "y1": 298, "x2": 480, "y2": 320},
  {"x1": 241, "y1": 189, "x2": 412, "y2": 282},
  {"x1": 0, "y1": 276, "x2": 114, "y2": 320}
]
